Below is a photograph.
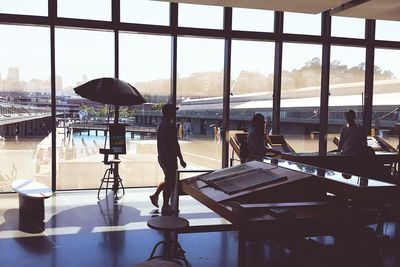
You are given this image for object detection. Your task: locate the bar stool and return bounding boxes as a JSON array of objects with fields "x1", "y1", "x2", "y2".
[
  {"x1": 146, "y1": 215, "x2": 190, "y2": 267},
  {"x1": 98, "y1": 149, "x2": 125, "y2": 200}
]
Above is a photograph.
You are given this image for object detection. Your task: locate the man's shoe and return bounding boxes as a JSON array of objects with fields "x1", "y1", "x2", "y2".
[
  {"x1": 161, "y1": 205, "x2": 173, "y2": 215},
  {"x1": 149, "y1": 195, "x2": 159, "y2": 208}
]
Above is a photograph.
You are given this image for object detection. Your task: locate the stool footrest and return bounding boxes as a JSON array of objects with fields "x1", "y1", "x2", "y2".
[
  {"x1": 148, "y1": 240, "x2": 190, "y2": 267},
  {"x1": 97, "y1": 166, "x2": 125, "y2": 200}
]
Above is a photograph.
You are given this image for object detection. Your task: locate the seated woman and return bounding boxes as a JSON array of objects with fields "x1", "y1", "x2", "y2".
[
  {"x1": 246, "y1": 113, "x2": 268, "y2": 161},
  {"x1": 338, "y1": 109, "x2": 367, "y2": 155}
]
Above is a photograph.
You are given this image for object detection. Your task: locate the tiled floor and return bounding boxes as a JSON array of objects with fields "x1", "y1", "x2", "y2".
[
  {"x1": 0, "y1": 188, "x2": 237, "y2": 267},
  {"x1": 1, "y1": 189, "x2": 400, "y2": 267}
]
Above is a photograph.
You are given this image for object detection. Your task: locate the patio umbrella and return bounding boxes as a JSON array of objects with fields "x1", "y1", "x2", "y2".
[
  {"x1": 74, "y1": 77, "x2": 146, "y2": 106},
  {"x1": 73, "y1": 77, "x2": 146, "y2": 199}
]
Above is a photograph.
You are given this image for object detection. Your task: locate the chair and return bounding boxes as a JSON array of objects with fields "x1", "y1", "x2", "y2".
[
  {"x1": 229, "y1": 132, "x2": 248, "y2": 166},
  {"x1": 266, "y1": 135, "x2": 295, "y2": 153},
  {"x1": 98, "y1": 148, "x2": 125, "y2": 200},
  {"x1": 146, "y1": 215, "x2": 190, "y2": 267}
]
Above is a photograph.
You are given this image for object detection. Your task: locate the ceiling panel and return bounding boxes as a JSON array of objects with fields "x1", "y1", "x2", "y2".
[
  {"x1": 331, "y1": 0, "x2": 400, "y2": 21},
  {"x1": 157, "y1": 0, "x2": 349, "y2": 14}
]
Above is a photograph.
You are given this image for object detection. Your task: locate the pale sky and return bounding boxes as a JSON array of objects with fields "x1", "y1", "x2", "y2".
[{"x1": 0, "y1": 0, "x2": 399, "y2": 89}]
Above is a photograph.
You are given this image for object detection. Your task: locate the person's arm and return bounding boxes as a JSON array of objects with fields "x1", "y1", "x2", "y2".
[
  {"x1": 176, "y1": 143, "x2": 186, "y2": 168},
  {"x1": 338, "y1": 127, "x2": 344, "y2": 151},
  {"x1": 173, "y1": 125, "x2": 187, "y2": 168}
]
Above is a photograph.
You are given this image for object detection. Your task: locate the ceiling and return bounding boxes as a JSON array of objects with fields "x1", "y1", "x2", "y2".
[
  {"x1": 331, "y1": 0, "x2": 400, "y2": 21},
  {"x1": 157, "y1": 0, "x2": 400, "y2": 21}
]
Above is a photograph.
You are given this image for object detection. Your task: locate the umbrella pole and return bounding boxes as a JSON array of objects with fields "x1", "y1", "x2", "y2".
[{"x1": 113, "y1": 104, "x2": 120, "y2": 197}]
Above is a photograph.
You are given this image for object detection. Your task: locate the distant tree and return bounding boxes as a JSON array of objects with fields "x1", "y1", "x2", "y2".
[
  {"x1": 304, "y1": 57, "x2": 321, "y2": 69},
  {"x1": 98, "y1": 105, "x2": 109, "y2": 118},
  {"x1": 152, "y1": 103, "x2": 164, "y2": 110},
  {"x1": 119, "y1": 107, "x2": 129, "y2": 118}
]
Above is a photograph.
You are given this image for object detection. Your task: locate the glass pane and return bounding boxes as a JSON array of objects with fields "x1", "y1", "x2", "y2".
[
  {"x1": 58, "y1": 0, "x2": 111, "y2": 21},
  {"x1": 281, "y1": 43, "x2": 322, "y2": 152},
  {"x1": 372, "y1": 48, "x2": 400, "y2": 149},
  {"x1": 0, "y1": 0, "x2": 47, "y2": 16},
  {"x1": 331, "y1": 16, "x2": 365, "y2": 39},
  {"x1": 120, "y1": 33, "x2": 171, "y2": 187},
  {"x1": 232, "y1": 8, "x2": 274, "y2": 32},
  {"x1": 376, "y1": 20, "x2": 400, "y2": 42},
  {"x1": 121, "y1": 0, "x2": 169, "y2": 25},
  {"x1": 178, "y1": 3, "x2": 223, "y2": 29},
  {"x1": 56, "y1": 28, "x2": 114, "y2": 190},
  {"x1": 177, "y1": 37, "x2": 224, "y2": 170},
  {"x1": 284, "y1": 12, "x2": 321, "y2": 35},
  {"x1": 0, "y1": 25, "x2": 51, "y2": 192},
  {"x1": 229, "y1": 40, "x2": 275, "y2": 165},
  {"x1": 328, "y1": 46, "x2": 365, "y2": 151}
]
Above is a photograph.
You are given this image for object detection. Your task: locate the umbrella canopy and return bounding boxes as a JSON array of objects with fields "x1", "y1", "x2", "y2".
[{"x1": 74, "y1": 77, "x2": 146, "y2": 106}]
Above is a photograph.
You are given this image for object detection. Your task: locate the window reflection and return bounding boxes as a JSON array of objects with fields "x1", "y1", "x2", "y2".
[
  {"x1": 178, "y1": 3, "x2": 223, "y2": 29},
  {"x1": 120, "y1": 0, "x2": 169, "y2": 25},
  {"x1": 232, "y1": 8, "x2": 274, "y2": 32},
  {"x1": 372, "y1": 49, "x2": 400, "y2": 149},
  {"x1": 119, "y1": 33, "x2": 171, "y2": 187},
  {"x1": 0, "y1": 0, "x2": 47, "y2": 16},
  {"x1": 376, "y1": 20, "x2": 400, "y2": 42},
  {"x1": 284, "y1": 12, "x2": 321, "y2": 35},
  {"x1": 328, "y1": 46, "x2": 365, "y2": 151},
  {"x1": 229, "y1": 40, "x2": 275, "y2": 165},
  {"x1": 0, "y1": 25, "x2": 51, "y2": 192},
  {"x1": 281, "y1": 43, "x2": 322, "y2": 152},
  {"x1": 58, "y1": 0, "x2": 111, "y2": 21},
  {"x1": 55, "y1": 28, "x2": 114, "y2": 190},
  {"x1": 177, "y1": 37, "x2": 224, "y2": 170},
  {"x1": 331, "y1": 16, "x2": 365, "y2": 39}
]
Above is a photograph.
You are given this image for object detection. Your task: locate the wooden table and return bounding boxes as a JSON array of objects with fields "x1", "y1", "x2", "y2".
[{"x1": 180, "y1": 159, "x2": 399, "y2": 267}]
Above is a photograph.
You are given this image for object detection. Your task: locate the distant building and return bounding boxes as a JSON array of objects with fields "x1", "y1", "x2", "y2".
[
  {"x1": 7, "y1": 67, "x2": 19, "y2": 82},
  {"x1": 56, "y1": 75, "x2": 63, "y2": 90}
]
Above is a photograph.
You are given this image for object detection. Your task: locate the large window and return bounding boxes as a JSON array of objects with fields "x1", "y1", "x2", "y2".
[
  {"x1": 0, "y1": 0, "x2": 47, "y2": 16},
  {"x1": 232, "y1": 8, "x2": 274, "y2": 32},
  {"x1": 331, "y1": 16, "x2": 365, "y2": 39},
  {"x1": 284, "y1": 12, "x2": 321, "y2": 35},
  {"x1": 177, "y1": 37, "x2": 224, "y2": 170},
  {"x1": 229, "y1": 40, "x2": 275, "y2": 165},
  {"x1": 178, "y1": 3, "x2": 223, "y2": 29},
  {"x1": 376, "y1": 20, "x2": 400, "y2": 42},
  {"x1": 120, "y1": 0, "x2": 170, "y2": 25},
  {"x1": 55, "y1": 28, "x2": 114, "y2": 190},
  {"x1": 119, "y1": 33, "x2": 171, "y2": 187},
  {"x1": 58, "y1": 0, "x2": 111, "y2": 21},
  {"x1": 2, "y1": 6, "x2": 400, "y2": 191},
  {"x1": 281, "y1": 43, "x2": 322, "y2": 152},
  {"x1": 373, "y1": 48, "x2": 400, "y2": 149},
  {"x1": 328, "y1": 46, "x2": 365, "y2": 151},
  {"x1": 0, "y1": 25, "x2": 51, "y2": 192}
]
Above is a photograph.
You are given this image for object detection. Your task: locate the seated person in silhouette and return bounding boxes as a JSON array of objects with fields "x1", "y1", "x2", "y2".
[
  {"x1": 338, "y1": 109, "x2": 367, "y2": 155},
  {"x1": 150, "y1": 104, "x2": 186, "y2": 213},
  {"x1": 246, "y1": 113, "x2": 268, "y2": 161}
]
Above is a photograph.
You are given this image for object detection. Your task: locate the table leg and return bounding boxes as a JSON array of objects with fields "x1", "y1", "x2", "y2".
[{"x1": 238, "y1": 230, "x2": 247, "y2": 267}]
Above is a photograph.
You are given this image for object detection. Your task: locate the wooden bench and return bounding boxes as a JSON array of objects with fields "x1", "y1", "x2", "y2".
[{"x1": 12, "y1": 179, "x2": 52, "y2": 232}]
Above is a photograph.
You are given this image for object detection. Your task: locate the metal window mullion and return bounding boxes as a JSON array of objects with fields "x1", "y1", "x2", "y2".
[
  {"x1": 112, "y1": 0, "x2": 120, "y2": 78},
  {"x1": 363, "y1": 19, "x2": 375, "y2": 135},
  {"x1": 319, "y1": 11, "x2": 331, "y2": 155},
  {"x1": 222, "y1": 7, "x2": 232, "y2": 168},
  {"x1": 170, "y1": 3, "x2": 178, "y2": 106},
  {"x1": 272, "y1": 11, "x2": 283, "y2": 134},
  {"x1": 49, "y1": 0, "x2": 57, "y2": 191}
]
